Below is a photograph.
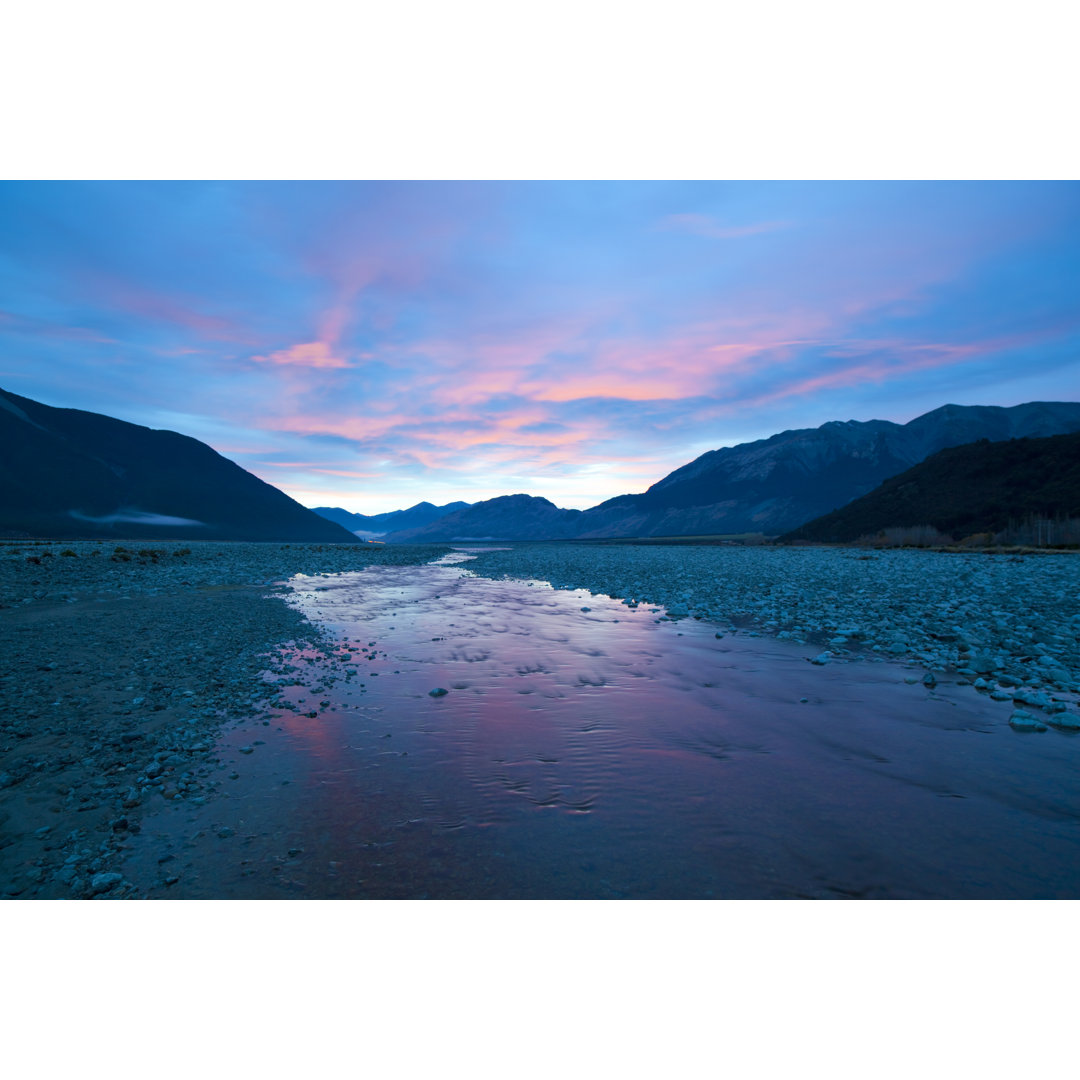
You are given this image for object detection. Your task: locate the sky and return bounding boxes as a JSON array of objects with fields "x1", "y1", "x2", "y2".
[{"x1": 1, "y1": 180, "x2": 1078, "y2": 513}]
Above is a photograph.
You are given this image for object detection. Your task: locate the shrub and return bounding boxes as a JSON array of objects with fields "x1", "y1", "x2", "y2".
[{"x1": 860, "y1": 525, "x2": 951, "y2": 548}]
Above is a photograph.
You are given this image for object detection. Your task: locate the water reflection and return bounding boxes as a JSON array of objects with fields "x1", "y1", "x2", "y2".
[{"x1": 125, "y1": 549, "x2": 1080, "y2": 899}]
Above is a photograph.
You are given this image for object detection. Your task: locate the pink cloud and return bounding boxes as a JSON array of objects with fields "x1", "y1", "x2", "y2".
[
  {"x1": 252, "y1": 341, "x2": 349, "y2": 369},
  {"x1": 527, "y1": 374, "x2": 688, "y2": 402}
]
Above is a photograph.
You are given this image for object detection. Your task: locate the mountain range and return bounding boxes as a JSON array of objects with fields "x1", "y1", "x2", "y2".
[
  {"x1": 7, "y1": 387, "x2": 1080, "y2": 545},
  {"x1": 383, "y1": 402, "x2": 1080, "y2": 541},
  {"x1": 312, "y1": 500, "x2": 470, "y2": 539},
  {"x1": 0, "y1": 386, "x2": 357, "y2": 542}
]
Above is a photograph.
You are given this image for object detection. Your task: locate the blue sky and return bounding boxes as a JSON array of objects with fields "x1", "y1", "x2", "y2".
[{"x1": 1, "y1": 180, "x2": 1077, "y2": 511}]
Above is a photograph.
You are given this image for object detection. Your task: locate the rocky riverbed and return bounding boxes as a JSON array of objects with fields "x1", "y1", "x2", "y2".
[
  {"x1": 4, "y1": 538, "x2": 1079, "y2": 900},
  {"x1": 0, "y1": 539, "x2": 449, "y2": 899}
]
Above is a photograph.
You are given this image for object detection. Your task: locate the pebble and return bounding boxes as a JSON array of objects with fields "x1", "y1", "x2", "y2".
[
  {"x1": 429, "y1": 688, "x2": 449, "y2": 697},
  {"x1": 89, "y1": 871, "x2": 124, "y2": 894},
  {"x1": 1008, "y1": 710, "x2": 1048, "y2": 732},
  {"x1": 1013, "y1": 688, "x2": 1052, "y2": 710},
  {"x1": 1046, "y1": 713, "x2": 1080, "y2": 730}
]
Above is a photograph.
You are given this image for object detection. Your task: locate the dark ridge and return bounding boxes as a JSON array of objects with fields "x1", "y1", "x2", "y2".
[
  {"x1": 779, "y1": 431, "x2": 1080, "y2": 543},
  {"x1": 0, "y1": 386, "x2": 358, "y2": 542}
]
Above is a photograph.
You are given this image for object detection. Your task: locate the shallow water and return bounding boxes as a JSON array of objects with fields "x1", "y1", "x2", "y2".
[{"x1": 124, "y1": 551, "x2": 1080, "y2": 899}]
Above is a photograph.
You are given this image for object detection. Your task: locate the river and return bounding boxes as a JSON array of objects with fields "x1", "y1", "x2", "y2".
[{"x1": 121, "y1": 550, "x2": 1080, "y2": 898}]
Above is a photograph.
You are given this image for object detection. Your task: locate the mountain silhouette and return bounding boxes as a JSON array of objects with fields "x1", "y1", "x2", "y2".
[
  {"x1": 781, "y1": 431, "x2": 1080, "y2": 543},
  {"x1": 386, "y1": 494, "x2": 582, "y2": 542},
  {"x1": 0, "y1": 387, "x2": 358, "y2": 542},
  {"x1": 313, "y1": 501, "x2": 471, "y2": 537}
]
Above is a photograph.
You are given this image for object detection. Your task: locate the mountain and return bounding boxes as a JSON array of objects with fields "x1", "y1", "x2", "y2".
[
  {"x1": 385, "y1": 494, "x2": 582, "y2": 542},
  {"x1": 380, "y1": 401, "x2": 1080, "y2": 543},
  {"x1": 780, "y1": 431, "x2": 1080, "y2": 544},
  {"x1": 0, "y1": 387, "x2": 359, "y2": 542},
  {"x1": 312, "y1": 500, "x2": 470, "y2": 538},
  {"x1": 570, "y1": 401, "x2": 1080, "y2": 538}
]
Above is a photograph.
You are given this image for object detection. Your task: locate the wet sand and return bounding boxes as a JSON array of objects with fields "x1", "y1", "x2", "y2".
[{"x1": 118, "y1": 553, "x2": 1080, "y2": 899}]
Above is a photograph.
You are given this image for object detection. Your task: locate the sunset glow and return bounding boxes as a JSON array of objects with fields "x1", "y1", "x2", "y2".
[{"x1": 2, "y1": 181, "x2": 1077, "y2": 512}]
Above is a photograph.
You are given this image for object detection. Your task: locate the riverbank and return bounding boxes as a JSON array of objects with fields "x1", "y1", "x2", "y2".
[{"x1": 0, "y1": 540, "x2": 450, "y2": 899}]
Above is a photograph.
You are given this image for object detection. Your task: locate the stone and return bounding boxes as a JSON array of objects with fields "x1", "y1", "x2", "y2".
[
  {"x1": 922, "y1": 671, "x2": 937, "y2": 688},
  {"x1": 809, "y1": 652, "x2": 831, "y2": 665},
  {"x1": 1013, "y1": 688, "x2": 1051, "y2": 710},
  {"x1": 1046, "y1": 713, "x2": 1080, "y2": 731},
  {"x1": 429, "y1": 688, "x2": 449, "y2": 697},
  {"x1": 89, "y1": 871, "x2": 123, "y2": 894},
  {"x1": 1008, "y1": 711, "x2": 1047, "y2": 732}
]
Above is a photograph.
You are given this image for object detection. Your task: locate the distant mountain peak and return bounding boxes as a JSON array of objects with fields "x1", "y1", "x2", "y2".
[{"x1": 311, "y1": 499, "x2": 471, "y2": 537}]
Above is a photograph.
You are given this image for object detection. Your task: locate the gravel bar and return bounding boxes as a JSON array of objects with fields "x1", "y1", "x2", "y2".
[{"x1": 0, "y1": 539, "x2": 450, "y2": 899}]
